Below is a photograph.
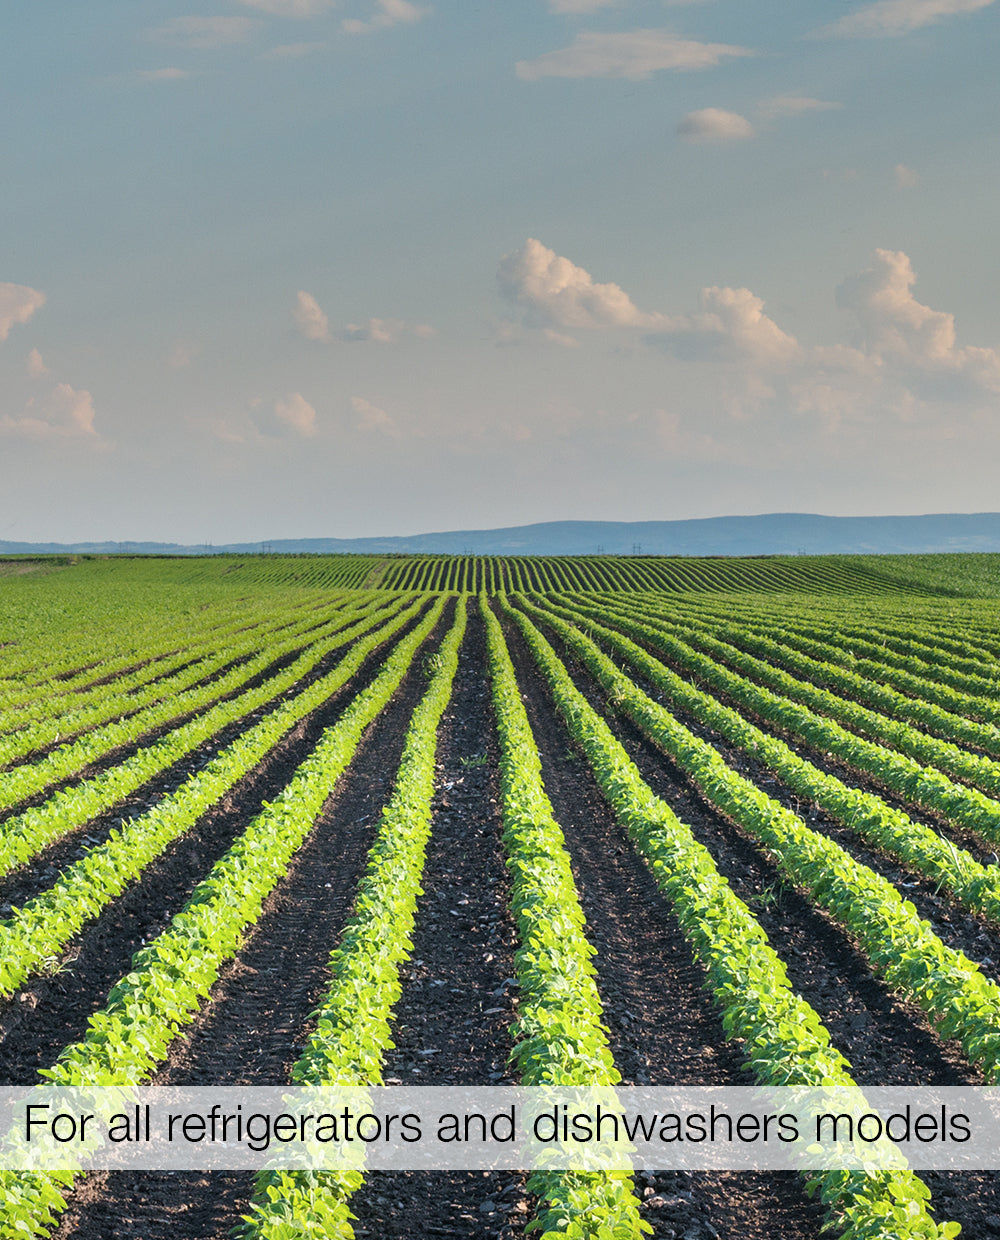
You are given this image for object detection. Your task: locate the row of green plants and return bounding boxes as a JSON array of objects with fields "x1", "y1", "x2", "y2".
[
  {"x1": 238, "y1": 601, "x2": 467, "y2": 1239},
  {"x1": 499, "y1": 597, "x2": 954, "y2": 1240},
  {"x1": 512, "y1": 596, "x2": 1000, "y2": 1085},
  {"x1": 0, "y1": 599, "x2": 448, "y2": 1240},
  {"x1": 481, "y1": 597, "x2": 648, "y2": 1240},
  {"x1": 566, "y1": 594, "x2": 1000, "y2": 844},
  {"x1": 0, "y1": 587, "x2": 329, "y2": 714},
  {"x1": 677, "y1": 604, "x2": 1000, "y2": 726},
  {"x1": 0, "y1": 598, "x2": 365, "y2": 768},
  {"x1": 719, "y1": 601, "x2": 1000, "y2": 685},
  {"x1": 0, "y1": 597, "x2": 433, "y2": 998},
  {"x1": 0, "y1": 597, "x2": 419, "y2": 881},
  {"x1": 542, "y1": 595, "x2": 1000, "y2": 926},
  {"x1": 613, "y1": 594, "x2": 1000, "y2": 760},
  {"x1": 0, "y1": 597, "x2": 400, "y2": 808}
]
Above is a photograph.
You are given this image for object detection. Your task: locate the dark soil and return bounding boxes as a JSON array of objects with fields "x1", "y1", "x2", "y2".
[
  {"x1": 517, "y1": 601, "x2": 1000, "y2": 1237},
  {"x1": 500, "y1": 608, "x2": 831, "y2": 1240},
  {"x1": 0, "y1": 599, "x2": 436, "y2": 1084},
  {"x1": 43, "y1": 603, "x2": 451, "y2": 1240},
  {"x1": 0, "y1": 599, "x2": 417, "y2": 913},
  {"x1": 348, "y1": 607, "x2": 529, "y2": 1240}
]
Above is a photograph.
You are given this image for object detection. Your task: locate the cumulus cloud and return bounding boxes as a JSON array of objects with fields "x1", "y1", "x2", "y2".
[
  {"x1": 147, "y1": 17, "x2": 261, "y2": 48},
  {"x1": 814, "y1": 0, "x2": 994, "y2": 38},
  {"x1": 757, "y1": 95, "x2": 842, "y2": 120},
  {"x1": 677, "y1": 108, "x2": 754, "y2": 142},
  {"x1": 136, "y1": 67, "x2": 191, "y2": 82},
  {"x1": 1, "y1": 383, "x2": 97, "y2": 439},
  {"x1": 237, "y1": 0, "x2": 335, "y2": 14},
  {"x1": 274, "y1": 392, "x2": 318, "y2": 436},
  {"x1": 292, "y1": 290, "x2": 330, "y2": 341},
  {"x1": 0, "y1": 283, "x2": 46, "y2": 342},
  {"x1": 894, "y1": 162, "x2": 919, "y2": 187},
  {"x1": 351, "y1": 395, "x2": 395, "y2": 432},
  {"x1": 645, "y1": 286, "x2": 802, "y2": 369},
  {"x1": 498, "y1": 238, "x2": 673, "y2": 330},
  {"x1": 342, "y1": 0, "x2": 429, "y2": 33},
  {"x1": 516, "y1": 29, "x2": 753, "y2": 80},
  {"x1": 836, "y1": 248, "x2": 1000, "y2": 390},
  {"x1": 26, "y1": 348, "x2": 49, "y2": 378}
]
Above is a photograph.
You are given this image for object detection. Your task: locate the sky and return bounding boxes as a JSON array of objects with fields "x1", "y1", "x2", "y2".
[{"x1": 1, "y1": 0, "x2": 998, "y2": 543}]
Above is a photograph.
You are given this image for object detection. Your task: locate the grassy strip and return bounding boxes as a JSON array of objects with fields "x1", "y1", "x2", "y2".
[
  {"x1": 483, "y1": 596, "x2": 648, "y2": 1240},
  {"x1": 500, "y1": 596, "x2": 955, "y2": 1240},
  {"x1": 0, "y1": 598, "x2": 412, "y2": 880},
  {"x1": 238, "y1": 600, "x2": 467, "y2": 1239},
  {"x1": 0, "y1": 598, "x2": 447, "y2": 1240},
  {"x1": 513, "y1": 595, "x2": 1000, "y2": 1084}
]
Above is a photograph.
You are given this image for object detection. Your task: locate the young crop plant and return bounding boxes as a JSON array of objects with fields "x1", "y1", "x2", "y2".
[
  {"x1": 512, "y1": 596, "x2": 1000, "y2": 1087},
  {"x1": 481, "y1": 595, "x2": 649, "y2": 1240},
  {"x1": 539, "y1": 594, "x2": 1000, "y2": 926},
  {"x1": 239, "y1": 600, "x2": 467, "y2": 1239},
  {"x1": 0, "y1": 596, "x2": 417, "y2": 880},
  {"x1": 0, "y1": 598, "x2": 448, "y2": 1240},
  {"x1": 0, "y1": 598, "x2": 438, "y2": 997},
  {"x1": 497, "y1": 595, "x2": 957, "y2": 1240}
]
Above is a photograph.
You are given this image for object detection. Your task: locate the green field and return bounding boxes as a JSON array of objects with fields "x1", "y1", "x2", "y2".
[{"x1": 1, "y1": 554, "x2": 999, "y2": 1239}]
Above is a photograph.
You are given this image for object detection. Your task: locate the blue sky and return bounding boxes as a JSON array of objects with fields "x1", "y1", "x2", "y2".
[{"x1": 1, "y1": 0, "x2": 998, "y2": 542}]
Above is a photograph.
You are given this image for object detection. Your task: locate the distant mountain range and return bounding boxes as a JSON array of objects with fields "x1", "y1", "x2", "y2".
[{"x1": 7, "y1": 513, "x2": 1000, "y2": 558}]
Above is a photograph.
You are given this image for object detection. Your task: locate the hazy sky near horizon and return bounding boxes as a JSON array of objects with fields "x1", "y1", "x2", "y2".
[{"x1": 1, "y1": 1, "x2": 998, "y2": 543}]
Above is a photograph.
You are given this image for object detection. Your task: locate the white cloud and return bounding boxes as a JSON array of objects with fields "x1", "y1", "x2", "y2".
[
  {"x1": 498, "y1": 238, "x2": 673, "y2": 330},
  {"x1": 237, "y1": 0, "x2": 335, "y2": 14},
  {"x1": 836, "y1": 248, "x2": 1000, "y2": 390},
  {"x1": 26, "y1": 348, "x2": 49, "y2": 378},
  {"x1": 677, "y1": 107, "x2": 754, "y2": 142},
  {"x1": 351, "y1": 395, "x2": 395, "y2": 432},
  {"x1": 0, "y1": 283, "x2": 45, "y2": 342},
  {"x1": 894, "y1": 162, "x2": 919, "y2": 187},
  {"x1": 645, "y1": 286, "x2": 802, "y2": 369},
  {"x1": 757, "y1": 95, "x2": 842, "y2": 120},
  {"x1": 1, "y1": 383, "x2": 97, "y2": 439},
  {"x1": 274, "y1": 392, "x2": 318, "y2": 436},
  {"x1": 515, "y1": 29, "x2": 753, "y2": 80},
  {"x1": 136, "y1": 67, "x2": 191, "y2": 82},
  {"x1": 147, "y1": 17, "x2": 261, "y2": 49},
  {"x1": 293, "y1": 290, "x2": 330, "y2": 341},
  {"x1": 814, "y1": 0, "x2": 994, "y2": 38},
  {"x1": 342, "y1": 0, "x2": 430, "y2": 33}
]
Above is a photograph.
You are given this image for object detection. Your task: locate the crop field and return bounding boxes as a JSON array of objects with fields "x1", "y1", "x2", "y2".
[{"x1": 3, "y1": 553, "x2": 1000, "y2": 1239}]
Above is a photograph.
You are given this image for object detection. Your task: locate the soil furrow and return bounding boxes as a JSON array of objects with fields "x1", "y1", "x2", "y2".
[
  {"x1": 0, "y1": 612, "x2": 375, "y2": 823},
  {"x1": 520, "y1": 611, "x2": 1000, "y2": 1240},
  {"x1": 0, "y1": 604, "x2": 419, "y2": 913},
  {"x1": 585, "y1": 621, "x2": 1000, "y2": 982},
  {"x1": 348, "y1": 609, "x2": 528, "y2": 1240},
  {"x1": 499, "y1": 612, "x2": 829, "y2": 1240},
  {"x1": 0, "y1": 602, "x2": 435, "y2": 1085},
  {"x1": 39, "y1": 604, "x2": 453, "y2": 1240}
]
